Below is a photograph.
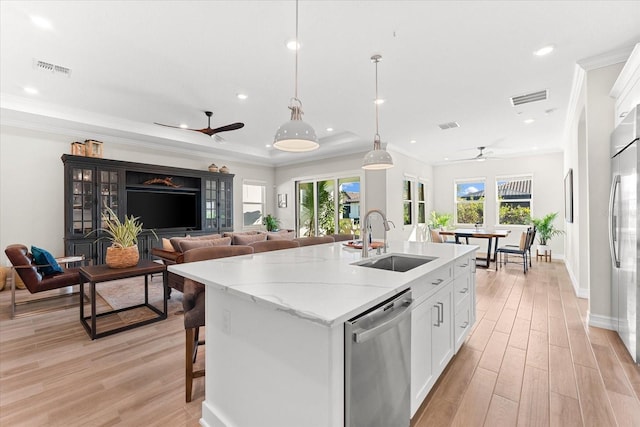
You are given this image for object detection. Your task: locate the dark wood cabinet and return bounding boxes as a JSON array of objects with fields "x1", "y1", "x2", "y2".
[{"x1": 62, "y1": 155, "x2": 234, "y2": 264}]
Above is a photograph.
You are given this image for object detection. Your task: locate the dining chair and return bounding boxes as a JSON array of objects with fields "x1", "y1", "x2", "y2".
[{"x1": 496, "y1": 230, "x2": 532, "y2": 273}]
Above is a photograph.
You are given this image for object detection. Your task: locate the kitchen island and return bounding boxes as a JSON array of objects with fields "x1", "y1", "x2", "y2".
[{"x1": 170, "y1": 240, "x2": 477, "y2": 427}]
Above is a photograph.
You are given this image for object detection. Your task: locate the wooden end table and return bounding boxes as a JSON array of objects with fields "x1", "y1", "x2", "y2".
[{"x1": 79, "y1": 260, "x2": 167, "y2": 339}]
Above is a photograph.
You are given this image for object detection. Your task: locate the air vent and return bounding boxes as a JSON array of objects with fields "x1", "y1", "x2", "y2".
[
  {"x1": 438, "y1": 121, "x2": 460, "y2": 130},
  {"x1": 33, "y1": 59, "x2": 72, "y2": 77},
  {"x1": 510, "y1": 90, "x2": 547, "y2": 106}
]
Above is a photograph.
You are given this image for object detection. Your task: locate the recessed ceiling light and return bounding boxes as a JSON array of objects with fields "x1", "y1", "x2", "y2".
[
  {"x1": 265, "y1": 144, "x2": 272, "y2": 148},
  {"x1": 179, "y1": 124, "x2": 188, "y2": 129},
  {"x1": 24, "y1": 86, "x2": 38, "y2": 95},
  {"x1": 374, "y1": 98, "x2": 385, "y2": 105},
  {"x1": 286, "y1": 39, "x2": 300, "y2": 50},
  {"x1": 326, "y1": 127, "x2": 333, "y2": 132},
  {"x1": 410, "y1": 140, "x2": 416, "y2": 144},
  {"x1": 524, "y1": 118, "x2": 535, "y2": 124},
  {"x1": 237, "y1": 93, "x2": 248, "y2": 100},
  {"x1": 534, "y1": 45, "x2": 555, "y2": 56},
  {"x1": 30, "y1": 15, "x2": 52, "y2": 30},
  {"x1": 444, "y1": 157, "x2": 449, "y2": 161}
]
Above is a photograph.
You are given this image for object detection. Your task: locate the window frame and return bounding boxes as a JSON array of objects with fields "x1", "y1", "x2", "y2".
[
  {"x1": 454, "y1": 177, "x2": 486, "y2": 226},
  {"x1": 403, "y1": 178, "x2": 414, "y2": 226},
  {"x1": 495, "y1": 174, "x2": 533, "y2": 226},
  {"x1": 242, "y1": 180, "x2": 266, "y2": 230}
]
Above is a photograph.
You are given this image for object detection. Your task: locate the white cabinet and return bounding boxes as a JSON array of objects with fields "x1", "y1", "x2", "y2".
[
  {"x1": 453, "y1": 255, "x2": 475, "y2": 351},
  {"x1": 611, "y1": 43, "x2": 640, "y2": 126},
  {"x1": 410, "y1": 278, "x2": 454, "y2": 416},
  {"x1": 410, "y1": 255, "x2": 476, "y2": 416}
]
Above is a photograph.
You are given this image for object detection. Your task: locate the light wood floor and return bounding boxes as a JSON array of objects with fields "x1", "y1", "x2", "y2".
[
  {"x1": 413, "y1": 259, "x2": 640, "y2": 427},
  {"x1": 0, "y1": 260, "x2": 638, "y2": 426}
]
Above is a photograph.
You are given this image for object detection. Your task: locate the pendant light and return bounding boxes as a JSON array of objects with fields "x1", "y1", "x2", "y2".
[
  {"x1": 362, "y1": 54, "x2": 394, "y2": 170},
  {"x1": 274, "y1": 0, "x2": 318, "y2": 152}
]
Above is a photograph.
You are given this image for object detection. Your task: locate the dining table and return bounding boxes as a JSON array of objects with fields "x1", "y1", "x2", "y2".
[{"x1": 439, "y1": 228, "x2": 511, "y2": 268}]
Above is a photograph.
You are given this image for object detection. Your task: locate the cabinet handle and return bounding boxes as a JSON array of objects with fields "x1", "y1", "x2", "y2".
[
  {"x1": 437, "y1": 302, "x2": 444, "y2": 324},
  {"x1": 433, "y1": 304, "x2": 441, "y2": 327},
  {"x1": 460, "y1": 321, "x2": 469, "y2": 328},
  {"x1": 459, "y1": 288, "x2": 468, "y2": 294},
  {"x1": 431, "y1": 278, "x2": 444, "y2": 285},
  {"x1": 459, "y1": 263, "x2": 468, "y2": 268}
]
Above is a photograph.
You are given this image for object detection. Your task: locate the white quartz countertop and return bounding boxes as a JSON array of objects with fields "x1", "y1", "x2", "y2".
[{"x1": 169, "y1": 241, "x2": 476, "y2": 327}]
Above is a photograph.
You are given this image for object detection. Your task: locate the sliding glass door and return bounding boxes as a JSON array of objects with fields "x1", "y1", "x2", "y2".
[{"x1": 296, "y1": 176, "x2": 360, "y2": 237}]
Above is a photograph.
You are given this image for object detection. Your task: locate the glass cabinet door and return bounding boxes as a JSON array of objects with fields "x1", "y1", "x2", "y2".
[
  {"x1": 98, "y1": 169, "x2": 119, "y2": 227},
  {"x1": 71, "y1": 167, "x2": 94, "y2": 236},
  {"x1": 204, "y1": 178, "x2": 218, "y2": 231},
  {"x1": 219, "y1": 179, "x2": 233, "y2": 230}
]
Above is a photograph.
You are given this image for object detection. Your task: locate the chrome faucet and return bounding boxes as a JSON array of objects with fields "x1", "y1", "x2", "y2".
[{"x1": 361, "y1": 209, "x2": 392, "y2": 258}]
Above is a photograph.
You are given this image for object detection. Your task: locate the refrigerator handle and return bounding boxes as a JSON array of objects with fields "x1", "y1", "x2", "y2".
[{"x1": 608, "y1": 175, "x2": 621, "y2": 268}]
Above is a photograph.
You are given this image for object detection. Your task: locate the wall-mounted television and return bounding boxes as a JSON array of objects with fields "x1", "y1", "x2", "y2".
[{"x1": 127, "y1": 189, "x2": 200, "y2": 230}]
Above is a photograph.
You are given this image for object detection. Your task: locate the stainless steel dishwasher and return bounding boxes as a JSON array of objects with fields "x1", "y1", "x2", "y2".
[{"x1": 345, "y1": 289, "x2": 413, "y2": 427}]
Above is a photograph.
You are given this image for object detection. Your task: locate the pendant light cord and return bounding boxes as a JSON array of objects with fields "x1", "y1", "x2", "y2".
[
  {"x1": 294, "y1": 0, "x2": 299, "y2": 101},
  {"x1": 375, "y1": 57, "x2": 379, "y2": 141}
]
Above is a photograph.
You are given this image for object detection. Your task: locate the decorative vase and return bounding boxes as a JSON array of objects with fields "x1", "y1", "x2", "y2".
[
  {"x1": 105, "y1": 245, "x2": 139, "y2": 268},
  {"x1": 208, "y1": 163, "x2": 218, "y2": 172},
  {"x1": 219, "y1": 165, "x2": 229, "y2": 173}
]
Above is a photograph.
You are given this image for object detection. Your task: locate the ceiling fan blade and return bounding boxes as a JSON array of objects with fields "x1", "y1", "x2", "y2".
[
  {"x1": 202, "y1": 122, "x2": 245, "y2": 136},
  {"x1": 154, "y1": 122, "x2": 202, "y2": 132}
]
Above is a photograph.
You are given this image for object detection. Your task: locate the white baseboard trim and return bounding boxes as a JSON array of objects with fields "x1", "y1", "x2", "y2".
[
  {"x1": 588, "y1": 312, "x2": 616, "y2": 330},
  {"x1": 563, "y1": 259, "x2": 589, "y2": 299},
  {"x1": 201, "y1": 401, "x2": 226, "y2": 427}
]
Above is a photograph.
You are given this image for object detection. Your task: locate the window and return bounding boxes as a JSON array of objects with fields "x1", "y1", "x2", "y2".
[
  {"x1": 496, "y1": 175, "x2": 532, "y2": 225},
  {"x1": 403, "y1": 180, "x2": 413, "y2": 225},
  {"x1": 297, "y1": 176, "x2": 360, "y2": 237},
  {"x1": 455, "y1": 179, "x2": 485, "y2": 225},
  {"x1": 417, "y1": 182, "x2": 426, "y2": 224},
  {"x1": 242, "y1": 181, "x2": 266, "y2": 229}
]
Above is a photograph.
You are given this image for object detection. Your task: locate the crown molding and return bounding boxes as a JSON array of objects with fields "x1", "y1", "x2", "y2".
[{"x1": 577, "y1": 44, "x2": 635, "y2": 71}]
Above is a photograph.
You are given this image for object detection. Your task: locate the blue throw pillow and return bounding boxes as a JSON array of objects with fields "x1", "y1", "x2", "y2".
[{"x1": 31, "y1": 246, "x2": 64, "y2": 276}]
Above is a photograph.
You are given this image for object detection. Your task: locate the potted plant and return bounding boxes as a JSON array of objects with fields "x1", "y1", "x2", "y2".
[
  {"x1": 531, "y1": 212, "x2": 564, "y2": 255},
  {"x1": 429, "y1": 211, "x2": 453, "y2": 230},
  {"x1": 90, "y1": 206, "x2": 157, "y2": 268},
  {"x1": 263, "y1": 214, "x2": 280, "y2": 232}
]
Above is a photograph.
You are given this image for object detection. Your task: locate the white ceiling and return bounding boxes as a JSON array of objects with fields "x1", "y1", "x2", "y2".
[{"x1": 2, "y1": 1, "x2": 639, "y2": 166}]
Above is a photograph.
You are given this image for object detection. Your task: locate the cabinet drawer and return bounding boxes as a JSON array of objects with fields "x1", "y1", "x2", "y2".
[
  {"x1": 454, "y1": 255, "x2": 471, "y2": 277},
  {"x1": 453, "y1": 274, "x2": 471, "y2": 309},
  {"x1": 412, "y1": 265, "x2": 453, "y2": 303},
  {"x1": 455, "y1": 303, "x2": 471, "y2": 352}
]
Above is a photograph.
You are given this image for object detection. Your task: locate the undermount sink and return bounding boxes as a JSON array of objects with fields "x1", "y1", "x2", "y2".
[{"x1": 352, "y1": 254, "x2": 437, "y2": 272}]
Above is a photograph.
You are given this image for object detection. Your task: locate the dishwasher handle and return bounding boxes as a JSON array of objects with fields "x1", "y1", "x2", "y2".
[{"x1": 353, "y1": 298, "x2": 413, "y2": 343}]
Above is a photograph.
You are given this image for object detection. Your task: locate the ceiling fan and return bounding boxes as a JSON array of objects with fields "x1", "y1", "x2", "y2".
[
  {"x1": 154, "y1": 111, "x2": 244, "y2": 137},
  {"x1": 454, "y1": 146, "x2": 497, "y2": 162}
]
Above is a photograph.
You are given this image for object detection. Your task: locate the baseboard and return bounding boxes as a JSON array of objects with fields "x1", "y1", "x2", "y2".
[
  {"x1": 563, "y1": 259, "x2": 589, "y2": 299},
  {"x1": 201, "y1": 401, "x2": 226, "y2": 427},
  {"x1": 588, "y1": 312, "x2": 616, "y2": 330}
]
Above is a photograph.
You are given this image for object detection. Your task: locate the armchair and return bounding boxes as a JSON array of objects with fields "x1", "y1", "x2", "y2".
[{"x1": 4, "y1": 244, "x2": 83, "y2": 318}]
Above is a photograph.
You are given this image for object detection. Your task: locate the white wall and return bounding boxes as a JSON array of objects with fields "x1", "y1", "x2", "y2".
[
  {"x1": 432, "y1": 152, "x2": 566, "y2": 254},
  {"x1": 273, "y1": 149, "x2": 433, "y2": 240},
  {"x1": 563, "y1": 61, "x2": 624, "y2": 326},
  {"x1": 0, "y1": 125, "x2": 275, "y2": 265},
  {"x1": 584, "y1": 63, "x2": 624, "y2": 324}
]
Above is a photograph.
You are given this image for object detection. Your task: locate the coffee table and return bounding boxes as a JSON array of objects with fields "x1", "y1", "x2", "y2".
[{"x1": 79, "y1": 260, "x2": 167, "y2": 339}]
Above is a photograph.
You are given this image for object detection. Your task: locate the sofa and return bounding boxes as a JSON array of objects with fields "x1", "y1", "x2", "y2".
[{"x1": 151, "y1": 230, "x2": 296, "y2": 294}]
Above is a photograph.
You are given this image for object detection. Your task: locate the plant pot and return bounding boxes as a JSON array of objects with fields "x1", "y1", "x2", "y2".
[{"x1": 105, "y1": 245, "x2": 139, "y2": 269}]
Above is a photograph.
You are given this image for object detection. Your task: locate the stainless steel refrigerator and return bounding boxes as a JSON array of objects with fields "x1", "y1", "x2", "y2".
[{"x1": 609, "y1": 104, "x2": 639, "y2": 364}]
